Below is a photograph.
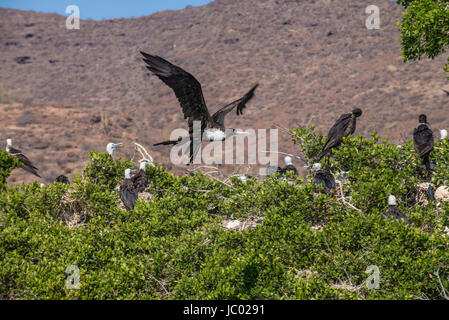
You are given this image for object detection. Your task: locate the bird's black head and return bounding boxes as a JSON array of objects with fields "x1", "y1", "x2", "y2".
[
  {"x1": 352, "y1": 108, "x2": 362, "y2": 117},
  {"x1": 55, "y1": 175, "x2": 69, "y2": 184},
  {"x1": 419, "y1": 114, "x2": 427, "y2": 124}
]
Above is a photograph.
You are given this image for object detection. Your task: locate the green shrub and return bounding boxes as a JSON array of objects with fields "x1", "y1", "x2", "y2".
[
  {"x1": 0, "y1": 128, "x2": 448, "y2": 299},
  {"x1": 0, "y1": 151, "x2": 21, "y2": 190}
]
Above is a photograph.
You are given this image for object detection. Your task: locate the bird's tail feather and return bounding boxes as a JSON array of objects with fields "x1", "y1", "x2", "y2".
[
  {"x1": 22, "y1": 166, "x2": 41, "y2": 178},
  {"x1": 154, "y1": 140, "x2": 180, "y2": 146}
]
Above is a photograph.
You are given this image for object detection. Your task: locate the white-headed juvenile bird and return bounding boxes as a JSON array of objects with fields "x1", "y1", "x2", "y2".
[
  {"x1": 384, "y1": 195, "x2": 409, "y2": 225},
  {"x1": 5, "y1": 138, "x2": 40, "y2": 178}
]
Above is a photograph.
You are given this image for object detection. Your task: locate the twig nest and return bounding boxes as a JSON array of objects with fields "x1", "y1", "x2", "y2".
[
  {"x1": 311, "y1": 222, "x2": 325, "y2": 232},
  {"x1": 329, "y1": 281, "x2": 363, "y2": 292},
  {"x1": 435, "y1": 186, "x2": 449, "y2": 204},
  {"x1": 414, "y1": 182, "x2": 435, "y2": 206},
  {"x1": 59, "y1": 189, "x2": 93, "y2": 228},
  {"x1": 442, "y1": 226, "x2": 449, "y2": 238},
  {"x1": 138, "y1": 192, "x2": 154, "y2": 202},
  {"x1": 224, "y1": 219, "x2": 241, "y2": 230},
  {"x1": 223, "y1": 217, "x2": 263, "y2": 231},
  {"x1": 295, "y1": 269, "x2": 318, "y2": 280}
]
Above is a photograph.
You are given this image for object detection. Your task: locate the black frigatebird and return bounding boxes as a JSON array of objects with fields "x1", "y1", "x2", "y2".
[
  {"x1": 140, "y1": 51, "x2": 258, "y2": 164},
  {"x1": 317, "y1": 108, "x2": 362, "y2": 161}
]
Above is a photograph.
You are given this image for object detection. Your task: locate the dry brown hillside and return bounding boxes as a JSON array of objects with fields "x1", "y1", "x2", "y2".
[{"x1": 0, "y1": 0, "x2": 448, "y2": 184}]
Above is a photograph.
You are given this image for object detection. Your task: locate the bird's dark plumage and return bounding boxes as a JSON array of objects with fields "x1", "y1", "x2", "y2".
[
  {"x1": 55, "y1": 175, "x2": 69, "y2": 184},
  {"x1": 385, "y1": 206, "x2": 409, "y2": 225},
  {"x1": 442, "y1": 89, "x2": 449, "y2": 96},
  {"x1": 317, "y1": 108, "x2": 362, "y2": 160},
  {"x1": 7, "y1": 146, "x2": 40, "y2": 178},
  {"x1": 211, "y1": 84, "x2": 259, "y2": 128},
  {"x1": 141, "y1": 51, "x2": 257, "y2": 163},
  {"x1": 413, "y1": 114, "x2": 434, "y2": 177},
  {"x1": 313, "y1": 170, "x2": 336, "y2": 193},
  {"x1": 141, "y1": 51, "x2": 211, "y2": 124},
  {"x1": 131, "y1": 170, "x2": 148, "y2": 192},
  {"x1": 280, "y1": 165, "x2": 298, "y2": 177},
  {"x1": 120, "y1": 179, "x2": 138, "y2": 211}
]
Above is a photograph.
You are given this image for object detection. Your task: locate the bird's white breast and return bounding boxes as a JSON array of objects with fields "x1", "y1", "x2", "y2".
[{"x1": 205, "y1": 129, "x2": 226, "y2": 141}]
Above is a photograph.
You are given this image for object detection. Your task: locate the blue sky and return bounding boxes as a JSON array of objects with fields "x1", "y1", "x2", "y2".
[{"x1": 0, "y1": 0, "x2": 214, "y2": 20}]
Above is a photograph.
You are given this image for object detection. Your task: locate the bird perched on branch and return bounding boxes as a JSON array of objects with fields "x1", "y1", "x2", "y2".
[
  {"x1": 413, "y1": 114, "x2": 434, "y2": 178},
  {"x1": 5, "y1": 139, "x2": 40, "y2": 178},
  {"x1": 317, "y1": 108, "x2": 362, "y2": 161},
  {"x1": 120, "y1": 168, "x2": 138, "y2": 211},
  {"x1": 280, "y1": 156, "x2": 298, "y2": 178},
  {"x1": 311, "y1": 163, "x2": 336, "y2": 194},
  {"x1": 131, "y1": 161, "x2": 149, "y2": 192},
  {"x1": 384, "y1": 195, "x2": 409, "y2": 225},
  {"x1": 140, "y1": 51, "x2": 257, "y2": 164},
  {"x1": 106, "y1": 142, "x2": 123, "y2": 160}
]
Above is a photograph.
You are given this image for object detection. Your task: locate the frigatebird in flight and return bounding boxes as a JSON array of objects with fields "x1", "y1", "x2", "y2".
[
  {"x1": 140, "y1": 51, "x2": 258, "y2": 164},
  {"x1": 317, "y1": 108, "x2": 362, "y2": 161}
]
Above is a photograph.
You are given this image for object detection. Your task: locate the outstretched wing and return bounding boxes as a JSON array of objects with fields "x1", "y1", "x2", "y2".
[
  {"x1": 212, "y1": 84, "x2": 259, "y2": 127},
  {"x1": 140, "y1": 51, "x2": 211, "y2": 123}
]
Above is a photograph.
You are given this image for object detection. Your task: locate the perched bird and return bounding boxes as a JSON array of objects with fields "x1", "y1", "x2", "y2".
[
  {"x1": 106, "y1": 142, "x2": 123, "y2": 159},
  {"x1": 280, "y1": 156, "x2": 298, "y2": 177},
  {"x1": 120, "y1": 169, "x2": 139, "y2": 211},
  {"x1": 413, "y1": 114, "x2": 434, "y2": 178},
  {"x1": 55, "y1": 175, "x2": 69, "y2": 184},
  {"x1": 140, "y1": 52, "x2": 257, "y2": 164},
  {"x1": 440, "y1": 129, "x2": 448, "y2": 140},
  {"x1": 317, "y1": 108, "x2": 362, "y2": 160},
  {"x1": 311, "y1": 163, "x2": 336, "y2": 193},
  {"x1": 5, "y1": 139, "x2": 40, "y2": 177},
  {"x1": 131, "y1": 161, "x2": 149, "y2": 192},
  {"x1": 384, "y1": 195, "x2": 409, "y2": 225}
]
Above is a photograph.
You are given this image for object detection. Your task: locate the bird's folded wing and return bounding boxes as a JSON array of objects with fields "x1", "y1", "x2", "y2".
[
  {"x1": 413, "y1": 126, "x2": 434, "y2": 155},
  {"x1": 14, "y1": 153, "x2": 39, "y2": 170},
  {"x1": 322, "y1": 113, "x2": 352, "y2": 150},
  {"x1": 140, "y1": 51, "x2": 211, "y2": 122}
]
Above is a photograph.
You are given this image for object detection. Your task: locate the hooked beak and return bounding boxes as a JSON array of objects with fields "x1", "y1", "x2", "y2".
[
  {"x1": 113, "y1": 143, "x2": 123, "y2": 149},
  {"x1": 233, "y1": 130, "x2": 250, "y2": 136}
]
